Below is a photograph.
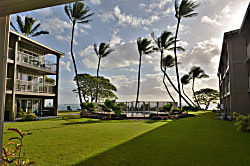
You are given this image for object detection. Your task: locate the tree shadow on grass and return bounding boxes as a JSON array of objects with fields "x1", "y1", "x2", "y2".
[
  {"x1": 72, "y1": 112, "x2": 250, "y2": 166},
  {"x1": 63, "y1": 120, "x2": 103, "y2": 126}
]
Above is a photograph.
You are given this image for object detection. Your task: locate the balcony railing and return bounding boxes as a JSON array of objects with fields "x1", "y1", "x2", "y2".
[
  {"x1": 16, "y1": 80, "x2": 55, "y2": 94},
  {"x1": 18, "y1": 51, "x2": 56, "y2": 72}
]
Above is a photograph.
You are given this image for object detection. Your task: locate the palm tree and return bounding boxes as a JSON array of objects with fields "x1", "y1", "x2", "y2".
[
  {"x1": 151, "y1": 31, "x2": 176, "y2": 102},
  {"x1": 161, "y1": 55, "x2": 193, "y2": 106},
  {"x1": 151, "y1": 31, "x2": 192, "y2": 106},
  {"x1": 94, "y1": 42, "x2": 114, "y2": 102},
  {"x1": 65, "y1": 2, "x2": 94, "y2": 109},
  {"x1": 189, "y1": 66, "x2": 209, "y2": 109},
  {"x1": 181, "y1": 74, "x2": 196, "y2": 106},
  {"x1": 135, "y1": 37, "x2": 153, "y2": 109},
  {"x1": 10, "y1": 15, "x2": 49, "y2": 37},
  {"x1": 162, "y1": 55, "x2": 176, "y2": 102},
  {"x1": 174, "y1": 0, "x2": 200, "y2": 108}
]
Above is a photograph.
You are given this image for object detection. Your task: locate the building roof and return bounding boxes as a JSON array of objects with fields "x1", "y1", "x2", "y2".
[
  {"x1": 240, "y1": 2, "x2": 250, "y2": 33},
  {"x1": 10, "y1": 30, "x2": 64, "y2": 58},
  {"x1": 218, "y1": 2, "x2": 250, "y2": 74},
  {"x1": 0, "y1": 0, "x2": 78, "y2": 17}
]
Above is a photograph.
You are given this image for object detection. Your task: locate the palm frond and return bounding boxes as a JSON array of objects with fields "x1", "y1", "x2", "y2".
[
  {"x1": 94, "y1": 43, "x2": 99, "y2": 56},
  {"x1": 16, "y1": 15, "x2": 24, "y2": 33},
  {"x1": 10, "y1": 22, "x2": 18, "y2": 32},
  {"x1": 31, "y1": 31, "x2": 49, "y2": 37},
  {"x1": 64, "y1": 4, "x2": 73, "y2": 22},
  {"x1": 30, "y1": 23, "x2": 41, "y2": 35}
]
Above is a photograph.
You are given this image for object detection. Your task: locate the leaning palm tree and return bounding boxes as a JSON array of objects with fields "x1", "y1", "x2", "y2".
[
  {"x1": 10, "y1": 15, "x2": 49, "y2": 37},
  {"x1": 151, "y1": 31, "x2": 176, "y2": 102},
  {"x1": 135, "y1": 37, "x2": 153, "y2": 110},
  {"x1": 94, "y1": 42, "x2": 114, "y2": 102},
  {"x1": 162, "y1": 55, "x2": 176, "y2": 102},
  {"x1": 65, "y1": 2, "x2": 94, "y2": 109},
  {"x1": 174, "y1": 0, "x2": 200, "y2": 108},
  {"x1": 151, "y1": 31, "x2": 192, "y2": 106},
  {"x1": 181, "y1": 74, "x2": 196, "y2": 106},
  {"x1": 189, "y1": 66, "x2": 209, "y2": 109}
]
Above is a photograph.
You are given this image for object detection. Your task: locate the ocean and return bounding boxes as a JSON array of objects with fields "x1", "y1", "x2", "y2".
[{"x1": 59, "y1": 104, "x2": 81, "y2": 111}]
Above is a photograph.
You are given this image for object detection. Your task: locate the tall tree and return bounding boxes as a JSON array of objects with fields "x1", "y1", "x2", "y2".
[
  {"x1": 151, "y1": 31, "x2": 192, "y2": 106},
  {"x1": 94, "y1": 42, "x2": 114, "y2": 102},
  {"x1": 151, "y1": 31, "x2": 176, "y2": 102},
  {"x1": 10, "y1": 15, "x2": 49, "y2": 37},
  {"x1": 135, "y1": 37, "x2": 153, "y2": 109},
  {"x1": 65, "y1": 2, "x2": 94, "y2": 109},
  {"x1": 189, "y1": 66, "x2": 209, "y2": 109},
  {"x1": 73, "y1": 74, "x2": 118, "y2": 102},
  {"x1": 181, "y1": 74, "x2": 195, "y2": 106},
  {"x1": 174, "y1": 0, "x2": 200, "y2": 108},
  {"x1": 194, "y1": 88, "x2": 220, "y2": 110}
]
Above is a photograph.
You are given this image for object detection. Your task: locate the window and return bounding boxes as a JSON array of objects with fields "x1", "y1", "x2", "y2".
[{"x1": 44, "y1": 99, "x2": 53, "y2": 108}]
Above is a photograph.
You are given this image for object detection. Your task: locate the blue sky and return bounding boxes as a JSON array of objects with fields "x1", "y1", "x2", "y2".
[{"x1": 11, "y1": 0, "x2": 250, "y2": 104}]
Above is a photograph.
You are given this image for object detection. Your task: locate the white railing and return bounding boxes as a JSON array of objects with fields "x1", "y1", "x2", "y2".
[
  {"x1": 16, "y1": 80, "x2": 55, "y2": 94},
  {"x1": 18, "y1": 51, "x2": 56, "y2": 72}
]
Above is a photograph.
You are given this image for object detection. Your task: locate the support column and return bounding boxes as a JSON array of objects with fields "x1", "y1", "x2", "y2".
[
  {"x1": 54, "y1": 55, "x2": 60, "y2": 115},
  {"x1": 0, "y1": 15, "x2": 10, "y2": 164},
  {"x1": 10, "y1": 39, "x2": 19, "y2": 120}
]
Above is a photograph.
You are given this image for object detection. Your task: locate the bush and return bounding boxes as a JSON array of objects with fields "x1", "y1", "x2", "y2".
[
  {"x1": 19, "y1": 108, "x2": 37, "y2": 121},
  {"x1": 234, "y1": 113, "x2": 250, "y2": 132},
  {"x1": 112, "y1": 105, "x2": 122, "y2": 116},
  {"x1": 160, "y1": 104, "x2": 172, "y2": 112},
  {"x1": 172, "y1": 108, "x2": 182, "y2": 113},
  {"x1": 81, "y1": 102, "x2": 96, "y2": 112}
]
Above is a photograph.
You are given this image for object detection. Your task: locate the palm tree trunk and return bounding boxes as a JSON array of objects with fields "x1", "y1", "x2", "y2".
[
  {"x1": 163, "y1": 68, "x2": 175, "y2": 102},
  {"x1": 70, "y1": 22, "x2": 83, "y2": 109},
  {"x1": 174, "y1": 18, "x2": 182, "y2": 108},
  {"x1": 95, "y1": 57, "x2": 101, "y2": 102},
  {"x1": 135, "y1": 53, "x2": 142, "y2": 110},
  {"x1": 192, "y1": 78, "x2": 201, "y2": 109},
  {"x1": 182, "y1": 84, "x2": 196, "y2": 106},
  {"x1": 160, "y1": 50, "x2": 192, "y2": 107}
]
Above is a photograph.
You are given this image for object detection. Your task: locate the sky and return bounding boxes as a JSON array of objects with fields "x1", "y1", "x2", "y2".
[{"x1": 10, "y1": 0, "x2": 250, "y2": 104}]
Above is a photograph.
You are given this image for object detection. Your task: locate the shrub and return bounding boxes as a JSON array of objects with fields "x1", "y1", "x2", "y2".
[
  {"x1": 81, "y1": 102, "x2": 96, "y2": 112},
  {"x1": 19, "y1": 108, "x2": 37, "y2": 121},
  {"x1": 172, "y1": 108, "x2": 182, "y2": 113},
  {"x1": 112, "y1": 105, "x2": 122, "y2": 116},
  {"x1": 160, "y1": 104, "x2": 172, "y2": 112},
  {"x1": 2, "y1": 128, "x2": 35, "y2": 165},
  {"x1": 234, "y1": 114, "x2": 250, "y2": 132}
]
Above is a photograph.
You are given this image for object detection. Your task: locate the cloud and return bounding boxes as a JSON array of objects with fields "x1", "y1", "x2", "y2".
[
  {"x1": 110, "y1": 29, "x2": 122, "y2": 47},
  {"x1": 41, "y1": 17, "x2": 71, "y2": 35},
  {"x1": 34, "y1": 7, "x2": 53, "y2": 17},
  {"x1": 60, "y1": 61, "x2": 71, "y2": 72},
  {"x1": 114, "y1": 6, "x2": 160, "y2": 28},
  {"x1": 90, "y1": 0, "x2": 101, "y2": 5},
  {"x1": 179, "y1": 38, "x2": 221, "y2": 75},
  {"x1": 149, "y1": 0, "x2": 171, "y2": 10},
  {"x1": 167, "y1": 24, "x2": 190, "y2": 34},
  {"x1": 201, "y1": 16, "x2": 222, "y2": 26},
  {"x1": 98, "y1": 10, "x2": 115, "y2": 22}
]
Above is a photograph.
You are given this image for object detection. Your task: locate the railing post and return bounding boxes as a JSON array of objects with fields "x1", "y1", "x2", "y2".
[
  {"x1": 148, "y1": 101, "x2": 150, "y2": 115},
  {"x1": 156, "y1": 102, "x2": 159, "y2": 115},
  {"x1": 143, "y1": 101, "x2": 145, "y2": 117},
  {"x1": 126, "y1": 102, "x2": 128, "y2": 117}
]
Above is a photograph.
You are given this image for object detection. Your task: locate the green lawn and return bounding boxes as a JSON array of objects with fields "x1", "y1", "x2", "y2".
[
  {"x1": 58, "y1": 111, "x2": 80, "y2": 116},
  {"x1": 3, "y1": 112, "x2": 250, "y2": 166}
]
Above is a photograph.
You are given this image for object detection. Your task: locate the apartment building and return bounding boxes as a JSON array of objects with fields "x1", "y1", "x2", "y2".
[
  {"x1": 218, "y1": 3, "x2": 250, "y2": 115},
  {"x1": 4, "y1": 30, "x2": 64, "y2": 121}
]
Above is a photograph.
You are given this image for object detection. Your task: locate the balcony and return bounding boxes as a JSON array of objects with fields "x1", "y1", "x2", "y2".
[
  {"x1": 16, "y1": 80, "x2": 55, "y2": 94},
  {"x1": 18, "y1": 51, "x2": 56, "y2": 72}
]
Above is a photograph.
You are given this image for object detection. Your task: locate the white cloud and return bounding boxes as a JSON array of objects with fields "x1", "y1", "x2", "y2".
[
  {"x1": 110, "y1": 29, "x2": 122, "y2": 47},
  {"x1": 41, "y1": 17, "x2": 71, "y2": 35},
  {"x1": 60, "y1": 61, "x2": 71, "y2": 72},
  {"x1": 149, "y1": 0, "x2": 171, "y2": 10},
  {"x1": 90, "y1": 0, "x2": 101, "y2": 5},
  {"x1": 34, "y1": 7, "x2": 53, "y2": 17},
  {"x1": 98, "y1": 10, "x2": 115, "y2": 22},
  {"x1": 114, "y1": 6, "x2": 160, "y2": 28},
  {"x1": 201, "y1": 16, "x2": 222, "y2": 26}
]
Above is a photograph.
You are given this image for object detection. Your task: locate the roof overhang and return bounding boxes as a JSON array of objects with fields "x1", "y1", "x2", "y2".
[
  {"x1": 240, "y1": 2, "x2": 250, "y2": 33},
  {"x1": 0, "y1": 0, "x2": 80, "y2": 17},
  {"x1": 10, "y1": 30, "x2": 64, "y2": 57}
]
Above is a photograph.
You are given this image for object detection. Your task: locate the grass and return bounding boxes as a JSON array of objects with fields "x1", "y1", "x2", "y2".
[{"x1": 3, "y1": 111, "x2": 250, "y2": 166}]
